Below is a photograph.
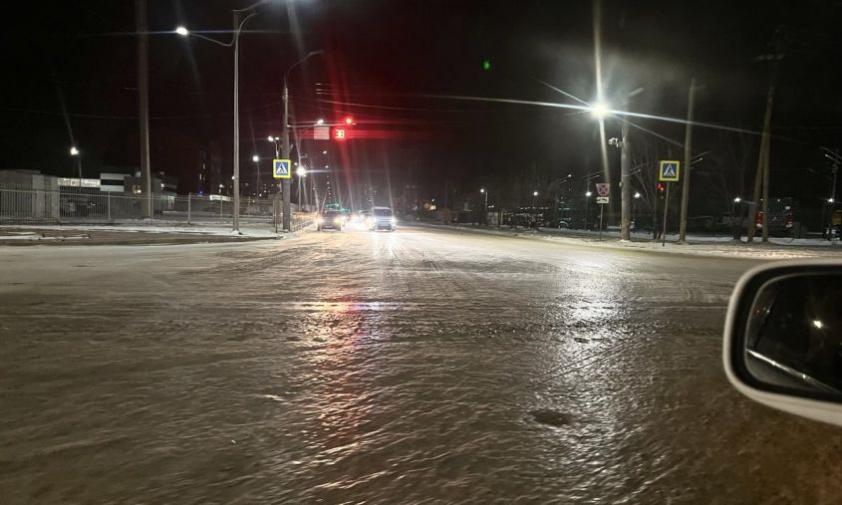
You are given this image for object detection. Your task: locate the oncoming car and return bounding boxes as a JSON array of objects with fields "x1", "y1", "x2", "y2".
[
  {"x1": 317, "y1": 210, "x2": 344, "y2": 231},
  {"x1": 367, "y1": 207, "x2": 397, "y2": 231}
]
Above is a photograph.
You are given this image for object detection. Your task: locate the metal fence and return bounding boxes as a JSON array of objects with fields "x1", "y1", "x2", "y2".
[{"x1": 0, "y1": 185, "x2": 314, "y2": 231}]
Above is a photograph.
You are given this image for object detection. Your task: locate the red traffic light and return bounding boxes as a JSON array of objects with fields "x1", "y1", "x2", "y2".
[{"x1": 656, "y1": 182, "x2": 665, "y2": 193}]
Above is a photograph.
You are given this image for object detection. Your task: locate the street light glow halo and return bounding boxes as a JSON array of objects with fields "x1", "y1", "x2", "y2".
[
  {"x1": 590, "y1": 101, "x2": 610, "y2": 119},
  {"x1": 175, "y1": 26, "x2": 189, "y2": 36}
]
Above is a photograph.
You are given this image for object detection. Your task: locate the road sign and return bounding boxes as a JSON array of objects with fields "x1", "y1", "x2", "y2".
[
  {"x1": 659, "y1": 160, "x2": 680, "y2": 182},
  {"x1": 314, "y1": 126, "x2": 330, "y2": 140},
  {"x1": 596, "y1": 196, "x2": 609, "y2": 204},
  {"x1": 595, "y1": 183, "x2": 610, "y2": 197},
  {"x1": 273, "y1": 159, "x2": 291, "y2": 179}
]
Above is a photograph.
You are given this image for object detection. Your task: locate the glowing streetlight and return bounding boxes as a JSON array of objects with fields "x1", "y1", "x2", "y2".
[
  {"x1": 634, "y1": 192, "x2": 641, "y2": 199},
  {"x1": 586, "y1": 191, "x2": 592, "y2": 197},
  {"x1": 734, "y1": 197, "x2": 742, "y2": 203},
  {"x1": 267, "y1": 135, "x2": 275, "y2": 142},
  {"x1": 296, "y1": 166, "x2": 307, "y2": 177},
  {"x1": 175, "y1": 26, "x2": 189, "y2": 36},
  {"x1": 70, "y1": 146, "x2": 79, "y2": 156},
  {"x1": 316, "y1": 119, "x2": 325, "y2": 125},
  {"x1": 590, "y1": 101, "x2": 610, "y2": 119},
  {"x1": 480, "y1": 188, "x2": 485, "y2": 193},
  {"x1": 252, "y1": 155, "x2": 259, "y2": 162},
  {"x1": 829, "y1": 198, "x2": 835, "y2": 204},
  {"x1": 533, "y1": 191, "x2": 539, "y2": 197}
]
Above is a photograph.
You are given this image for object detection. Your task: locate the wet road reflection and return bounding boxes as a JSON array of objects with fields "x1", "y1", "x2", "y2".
[{"x1": 2, "y1": 226, "x2": 842, "y2": 503}]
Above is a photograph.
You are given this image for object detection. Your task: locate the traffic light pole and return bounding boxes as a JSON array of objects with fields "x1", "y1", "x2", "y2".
[
  {"x1": 282, "y1": 80, "x2": 292, "y2": 231},
  {"x1": 662, "y1": 183, "x2": 670, "y2": 247}
]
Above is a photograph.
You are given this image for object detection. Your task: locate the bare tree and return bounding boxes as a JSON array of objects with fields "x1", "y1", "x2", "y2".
[
  {"x1": 700, "y1": 131, "x2": 755, "y2": 235},
  {"x1": 631, "y1": 135, "x2": 674, "y2": 239}
]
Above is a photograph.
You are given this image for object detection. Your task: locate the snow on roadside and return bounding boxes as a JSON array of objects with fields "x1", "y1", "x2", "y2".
[
  {"x1": 415, "y1": 222, "x2": 841, "y2": 260},
  {"x1": 0, "y1": 223, "x2": 282, "y2": 239}
]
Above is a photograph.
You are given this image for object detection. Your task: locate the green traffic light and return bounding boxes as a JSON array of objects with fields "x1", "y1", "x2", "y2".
[{"x1": 482, "y1": 59, "x2": 491, "y2": 71}]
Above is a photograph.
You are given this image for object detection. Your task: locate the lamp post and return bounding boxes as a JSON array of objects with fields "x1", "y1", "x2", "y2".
[
  {"x1": 480, "y1": 188, "x2": 488, "y2": 226},
  {"x1": 296, "y1": 165, "x2": 307, "y2": 208},
  {"x1": 282, "y1": 50, "x2": 324, "y2": 230},
  {"x1": 70, "y1": 146, "x2": 82, "y2": 186},
  {"x1": 585, "y1": 191, "x2": 592, "y2": 230},
  {"x1": 592, "y1": 88, "x2": 644, "y2": 241},
  {"x1": 633, "y1": 191, "x2": 641, "y2": 234},
  {"x1": 267, "y1": 136, "x2": 280, "y2": 157},
  {"x1": 175, "y1": 0, "x2": 264, "y2": 233},
  {"x1": 252, "y1": 155, "x2": 260, "y2": 198}
]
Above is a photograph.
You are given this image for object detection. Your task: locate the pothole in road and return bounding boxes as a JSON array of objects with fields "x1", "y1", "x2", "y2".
[{"x1": 530, "y1": 409, "x2": 574, "y2": 428}]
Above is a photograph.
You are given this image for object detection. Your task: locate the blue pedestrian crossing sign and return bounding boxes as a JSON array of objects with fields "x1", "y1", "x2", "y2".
[
  {"x1": 659, "y1": 160, "x2": 680, "y2": 182},
  {"x1": 273, "y1": 159, "x2": 292, "y2": 179}
]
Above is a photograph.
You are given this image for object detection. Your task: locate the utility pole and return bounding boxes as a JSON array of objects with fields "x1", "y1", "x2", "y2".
[
  {"x1": 620, "y1": 116, "x2": 631, "y2": 240},
  {"x1": 747, "y1": 127, "x2": 766, "y2": 243},
  {"x1": 232, "y1": 11, "x2": 242, "y2": 232},
  {"x1": 281, "y1": 80, "x2": 292, "y2": 230},
  {"x1": 136, "y1": 0, "x2": 152, "y2": 218},
  {"x1": 678, "y1": 78, "x2": 697, "y2": 243},
  {"x1": 750, "y1": 29, "x2": 786, "y2": 243},
  {"x1": 749, "y1": 83, "x2": 775, "y2": 242}
]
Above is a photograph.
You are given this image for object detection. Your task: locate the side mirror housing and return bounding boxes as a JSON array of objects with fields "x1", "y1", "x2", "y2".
[{"x1": 724, "y1": 260, "x2": 842, "y2": 426}]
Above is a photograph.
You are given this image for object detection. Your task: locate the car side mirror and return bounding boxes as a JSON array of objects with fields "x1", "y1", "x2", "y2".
[{"x1": 724, "y1": 261, "x2": 842, "y2": 426}]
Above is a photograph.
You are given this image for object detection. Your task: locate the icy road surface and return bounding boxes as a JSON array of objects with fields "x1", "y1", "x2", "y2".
[{"x1": 2, "y1": 225, "x2": 841, "y2": 503}]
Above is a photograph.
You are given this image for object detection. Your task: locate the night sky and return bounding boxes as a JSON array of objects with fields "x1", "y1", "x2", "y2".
[{"x1": 2, "y1": 0, "x2": 841, "y2": 212}]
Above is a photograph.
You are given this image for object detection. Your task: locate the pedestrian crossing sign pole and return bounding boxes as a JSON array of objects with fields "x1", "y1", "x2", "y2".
[
  {"x1": 273, "y1": 159, "x2": 291, "y2": 179},
  {"x1": 658, "y1": 160, "x2": 680, "y2": 246},
  {"x1": 659, "y1": 160, "x2": 680, "y2": 182}
]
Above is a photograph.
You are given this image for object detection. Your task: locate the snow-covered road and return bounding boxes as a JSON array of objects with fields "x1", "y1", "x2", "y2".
[{"x1": 2, "y1": 225, "x2": 840, "y2": 503}]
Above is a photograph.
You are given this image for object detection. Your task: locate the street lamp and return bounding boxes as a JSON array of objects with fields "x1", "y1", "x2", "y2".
[
  {"x1": 734, "y1": 197, "x2": 742, "y2": 203},
  {"x1": 316, "y1": 118, "x2": 325, "y2": 125},
  {"x1": 69, "y1": 146, "x2": 82, "y2": 185},
  {"x1": 251, "y1": 155, "x2": 261, "y2": 198},
  {"x1": 531, "y1": 191, "x2": 539, "y2": 223},
  {"x1": 596, "y1": 88, "x2": 644, "y2": 241},
  {"x1": 296, "y1": 166, "x2": 307, "y2": 177},
  {"x1": 480, "y1": 188, "x2": 488, "y2": 226},
  {"x1": 634, "y1": 192, "x2": 641, "y2": 199},
  {"x1": 590, "y1": 101, "x2": 610, "y2": 119},
  {"x1": 585, "y1": 191, "x2": 592, "y2": 230},
  {"x1": 175, "y1": 0, "x2": 265, "y2": 233},
  {"x1": 267, "y1": 136, "x2": 280, "y2": 158}
]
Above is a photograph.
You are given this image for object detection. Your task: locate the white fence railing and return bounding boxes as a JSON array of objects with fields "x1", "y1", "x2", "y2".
[{"x1": 0, "y1": 186, "x2": 314, "y2": 231}]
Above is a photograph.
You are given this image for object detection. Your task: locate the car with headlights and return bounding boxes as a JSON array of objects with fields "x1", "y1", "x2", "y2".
[
  {"x1": 368, "y1": 206, "x2": 396, "y2": 231},
  {"x1": 317, "y1": 210, "x2": 344, "y2": 231}
]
